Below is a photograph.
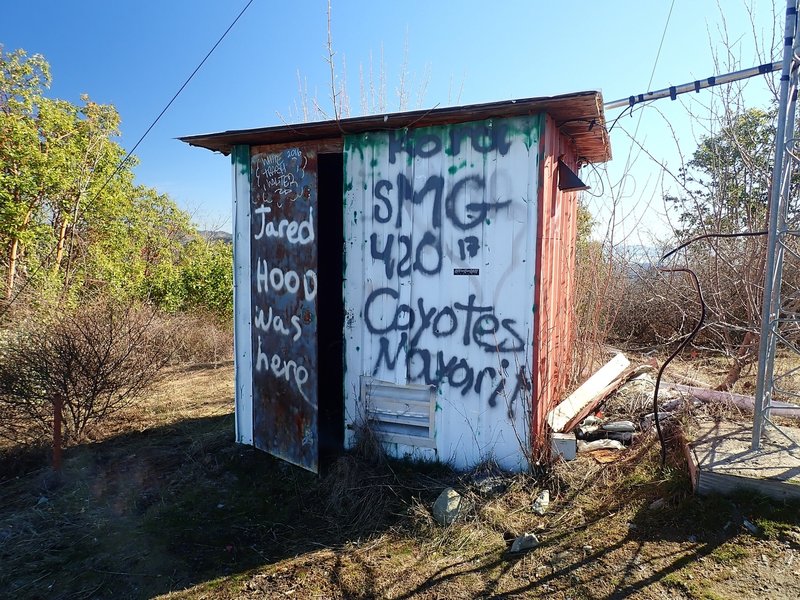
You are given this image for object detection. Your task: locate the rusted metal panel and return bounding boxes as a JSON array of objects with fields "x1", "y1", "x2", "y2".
[
  {"x1": 532, "y1": 115, "x2": 579, "y2": 446},
  {"x1": 251, "y1": 139, "x2": 343, "y2": 156},
  {"x1": 343, "y1": 117, "x2": 540, "y2": 471},
  {"x1": 180, "y1": 91, "x2": 610, "y2": 163},
  {"x1": 250, "y1": 147, "x2": 319, "y2": 472}
]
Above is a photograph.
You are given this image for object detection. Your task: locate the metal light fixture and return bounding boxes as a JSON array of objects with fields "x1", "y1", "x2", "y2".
[{"x1": 557, "y1": 159, "x2": 590, "y2": 192}]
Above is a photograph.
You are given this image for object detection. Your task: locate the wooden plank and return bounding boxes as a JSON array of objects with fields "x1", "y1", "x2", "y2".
[
  {"x1": 546, "y1": 353, "x2": 630, "y2": 433},
  {"x1": 366, "y1": 412, "x2": 429, "y2": 426},
  {"x1": 561, "y1": 363, "x2": 652, "y2": 433},
  {"x1": 697, "y1": 471, "x2": 800, "y2": 501},
  {"x1": 677, "y1": 427, "x2": 699, "y2": 492}
]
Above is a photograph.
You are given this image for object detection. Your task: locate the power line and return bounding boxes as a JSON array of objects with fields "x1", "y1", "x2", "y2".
[
  {"x1": 99, "y1": 0, "x2": 257, "y2": 198},
  {"x1": 1, "y1": 0, "x2": 256, "y2": 318},
  {"x1": 617, "y1": 0, "x2": 676, "y2": 164}
]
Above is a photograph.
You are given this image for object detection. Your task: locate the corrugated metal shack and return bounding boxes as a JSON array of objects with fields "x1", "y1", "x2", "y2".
[{"x1": 181, "y1": 92, "x2": 611, "y2": 472}]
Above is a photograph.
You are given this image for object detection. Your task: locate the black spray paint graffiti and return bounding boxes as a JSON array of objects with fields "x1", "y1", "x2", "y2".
[
  {"x1": 385, "y1": 123, "x2": 513, "y2": 165},
  {"x1": 361, "y1": 122, "x2": 531, "y2": 415},
  {"x1": 370, "y1": 174, "x2": 511, "y2": 279},
  {"x1": 364, "y1": 287, "x2": 529, "y2": 417}
]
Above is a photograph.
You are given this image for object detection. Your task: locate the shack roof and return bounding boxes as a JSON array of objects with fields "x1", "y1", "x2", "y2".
[{"x1": 179, "y1": 90, "x2": 611, "y2": 163}]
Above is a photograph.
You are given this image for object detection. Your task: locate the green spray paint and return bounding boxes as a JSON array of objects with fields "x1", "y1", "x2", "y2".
[
  {"x1": 231, "y1": 144, "x2": 250, "y2": 176},
  {"x1": 447, "y1": 159, "x2": 468, "y2": 175}
]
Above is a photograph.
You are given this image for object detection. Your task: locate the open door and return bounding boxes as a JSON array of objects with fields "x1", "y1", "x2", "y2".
[
  {"x1": 250, "y1": 147, "x2": 319, "y2": 472},
  {"x1": 316, "y1": 153, "x2": 345, "y2": 459}
]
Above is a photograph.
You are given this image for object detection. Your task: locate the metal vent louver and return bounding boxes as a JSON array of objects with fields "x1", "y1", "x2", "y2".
[{"x1": 360, "y1": 377, "x2": 436, "y2": 448}]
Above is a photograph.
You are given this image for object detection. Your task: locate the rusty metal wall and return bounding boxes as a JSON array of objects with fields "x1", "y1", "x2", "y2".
[
  {"x1": 343, "y1": 116, "x2": 542, "y2": 471},
  {"x1": 532, "y1": 116, "x2": 579, "y2": 447},
  {"x1": 250, "y1": 147, "x2": 319, "y2": 472}
]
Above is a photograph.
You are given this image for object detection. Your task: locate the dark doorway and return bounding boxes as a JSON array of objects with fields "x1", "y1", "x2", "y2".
[{"x1": 316, "y1": 153, "x2": 345, "y2": 458}]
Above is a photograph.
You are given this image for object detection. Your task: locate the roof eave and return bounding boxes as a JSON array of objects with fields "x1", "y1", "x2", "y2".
[{"x1": 179, "y1": 90, "x2": 611, "y2": 163}]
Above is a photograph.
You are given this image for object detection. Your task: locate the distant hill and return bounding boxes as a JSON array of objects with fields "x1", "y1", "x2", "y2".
[{"x1": 199, "y1": 230, "x2": 233, "y2": 244}]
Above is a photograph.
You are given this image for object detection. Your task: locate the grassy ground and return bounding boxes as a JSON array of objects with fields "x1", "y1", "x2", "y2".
[{"x1": 1, "y1": 364, "x2": 799, "y2": 599}]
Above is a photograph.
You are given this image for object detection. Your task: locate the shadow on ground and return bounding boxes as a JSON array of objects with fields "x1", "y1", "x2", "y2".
[
  {"x1": 0, "y1": 411, "x2": 414, "y2": 599},
  {"x1": 382, "y1": 467, "x2": 800, "y2": 599},
  {"x1": 2, "y1": 412, "x2": 799, "y2": 599}
]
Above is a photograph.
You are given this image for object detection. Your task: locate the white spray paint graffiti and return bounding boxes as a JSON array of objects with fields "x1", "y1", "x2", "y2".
[
  {"x1": 253, "y1": 205, "x2": 315, "y2": 244},
  {"x1": 255, "y1": 336, "x2": 310, "y2": 402},
  {"x1": 255, "y1": 259, "x2": 317, "y2": 301}
]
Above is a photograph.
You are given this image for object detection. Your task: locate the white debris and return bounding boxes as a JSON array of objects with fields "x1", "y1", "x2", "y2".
[
  {"x1": 577, "y1": 439, "x2": 626, "y2": 452},
  {"x1": 509, "y1": 533, "x2": 540, "y2": 553},
  {"x1": 533, "y1": 490, "x2": 550, "y2": 515}
]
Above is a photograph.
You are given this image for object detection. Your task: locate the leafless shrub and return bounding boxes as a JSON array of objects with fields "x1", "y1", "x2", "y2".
[
  {"x1": 0, "y1": 301, "x2": 174, "y2": 446},
  {"x1": 571, "y1": 239, "x2": 632, "y2": 381},
  {"x1": 610, "y1": 266, "x2": 692, "y2": 347},
  {"x1": 611, "y1": 236, "x2": 800, "y2": 372}
]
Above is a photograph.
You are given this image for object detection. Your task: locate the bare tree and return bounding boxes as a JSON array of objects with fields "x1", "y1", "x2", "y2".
[
  {"x1": 607, "y1": 11, "x2": 800, "y2": 392},
  {"x1": 280, "y1": 2, "x2": 434, "y2": 124}
]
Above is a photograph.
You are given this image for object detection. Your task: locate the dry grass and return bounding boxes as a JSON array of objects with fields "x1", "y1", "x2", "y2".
[
  {"x1": 132, "y1": 363, "x2": 234, "y2": 426},
  {"x1": 165, "y1": 312, "x2": 234, "y2": 366}
]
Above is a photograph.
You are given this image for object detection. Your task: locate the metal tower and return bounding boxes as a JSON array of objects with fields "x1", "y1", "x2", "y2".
[{"x1": 752, "y1": 0, "x2": 800, "y2": 449}]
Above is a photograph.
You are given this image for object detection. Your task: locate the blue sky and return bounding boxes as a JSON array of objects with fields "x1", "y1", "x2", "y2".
[{"x1": 1, "y1": 1, "x2": 781, "y2": 237}]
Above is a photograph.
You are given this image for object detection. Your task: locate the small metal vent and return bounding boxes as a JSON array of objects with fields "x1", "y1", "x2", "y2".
[{"x1": 360, "y1": 377, "x2": 436, "y2": 448}]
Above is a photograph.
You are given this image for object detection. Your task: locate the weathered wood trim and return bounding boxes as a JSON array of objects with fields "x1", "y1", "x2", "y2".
[
  {"x1": 180, "y1": 91, "x2": 611, "y2": 163},
  {"x1": 232, "y1": 145, "x2": 253, "y2": 445}
]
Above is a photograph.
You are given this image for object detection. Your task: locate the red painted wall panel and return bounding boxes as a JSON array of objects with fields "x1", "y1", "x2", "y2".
[{"x1": 532, "y1": 115, "x2": 579, "y2": 448}]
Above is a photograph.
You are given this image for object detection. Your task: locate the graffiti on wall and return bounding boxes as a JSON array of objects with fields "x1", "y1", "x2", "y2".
[
  {"x1": 345, "y1": 118, "x2": 539, "y2": 420},
  {"x1": 250, "y1": 147, "x2": 318, "y2": 470}
]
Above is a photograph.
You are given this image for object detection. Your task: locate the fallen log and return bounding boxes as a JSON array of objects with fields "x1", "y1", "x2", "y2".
[
  {"x1": 665, "y1": 383, "x2": 800, "y2": 419},
  {"x1": 670, "y1": 373, "x2": 713, "y2": 388}
]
